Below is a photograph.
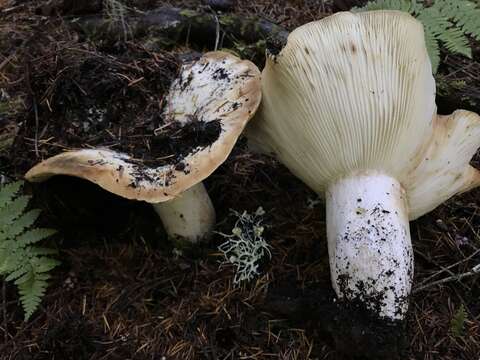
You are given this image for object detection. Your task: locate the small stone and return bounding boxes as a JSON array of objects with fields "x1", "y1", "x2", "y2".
[
  {"x1": 435, "y1": 219, "x2": 449, "y2": 231},
  {"x1": 0, "y1": 174, "x2": 11, "y2": 186}
]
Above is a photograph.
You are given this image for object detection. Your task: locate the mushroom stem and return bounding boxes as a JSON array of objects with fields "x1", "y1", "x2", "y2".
[
  {"x1": 326, "y1": 171, "x2": 413, "y2": 321},
  {"x1": 152, "y1": 182, "x2": 216, "y2": 244}
]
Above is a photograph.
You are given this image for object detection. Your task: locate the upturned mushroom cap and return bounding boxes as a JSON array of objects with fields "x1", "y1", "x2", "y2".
[
  {"x1": 247, "y1": 10, "x2": 480, "y2": 218},
  {"x1": 25, "y1": 51, "x2": 261, "y2": 203},
  {"x1": 407, "y1": 110, "x2": 480, "y2": 219}
]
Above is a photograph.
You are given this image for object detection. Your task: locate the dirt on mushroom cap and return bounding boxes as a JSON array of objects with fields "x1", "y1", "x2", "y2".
[{"x1": 23, "y1": 50, "x2": 261, "y2": 203}]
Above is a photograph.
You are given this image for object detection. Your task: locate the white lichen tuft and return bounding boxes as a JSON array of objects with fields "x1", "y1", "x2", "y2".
[{"x1": 218, "y1": 207, "x2": 271, "y2": 284}]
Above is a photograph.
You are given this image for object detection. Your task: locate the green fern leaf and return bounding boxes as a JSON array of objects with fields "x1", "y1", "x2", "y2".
[
  {"x1": 31, "y1": 257, "x2": 60, "y2": 273},
  {"x1": 0, "y1": 195, "x2": 31, "y2": 228},
  {"x1": 417, "y1": 7, "x2": 450, "y2": 37},
  {"x1": 0, "y1": 249, "x2": 11, "y2": 273},
  {"x1": 426, "y1": 1, "x2": 471, "y2": 57},
  {"x1": 436, "y1": 0, "x2": 480, "y2": 41},
  {"x1": 423, "y1": 28, "x2": 441, "y2": 73},
  {"x1": 437, "y1": 27, "x2": 471, "y2": 58},
  {"x1": 0, "y1": 181, "x2": 22, "y2": 209},
  {"x1": 4, "y1": 265, "x2": 29, "y2": 282},
  {"x1": 408, "y1": 0, "x2": 423, "y2": 15},
  {"x1": 29, "y1": 247, "x2": 58, "y2": 256},
  {"x1": 2, "y1": 209, "x2": 42, "y2": 240},
  {"x1": 356, "y1": 0, "x2": 480, "y2": 74},
  {"x1": 16, "y1": 228, "x2": 57, "y2": 247},
  {"x1": 18, "y1": 272, "x2": 50, "y2": 321},
  {"x1": 0, "y1": 248, "x2": 23, "y2": 275},
  {"x1": 0, "y1": 181, "x2": 60, "y2": 320},
  {"x1": 14, "y1": 270, "x2": 34, "y2": 285}
]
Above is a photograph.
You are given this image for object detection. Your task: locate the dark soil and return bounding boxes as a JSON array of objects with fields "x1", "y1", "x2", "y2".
[
  {"x1": 1, "y1": 17, "x2": 226, "y2": 172},
  {"x1": 1, "y1": 1, "x2": 480, "y2": 360}
]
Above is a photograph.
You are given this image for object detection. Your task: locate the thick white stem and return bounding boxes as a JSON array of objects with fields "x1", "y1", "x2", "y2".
[
  {"x1": 152, "y1": 182, "x2": 216, "y2": 244},
  {"x1": 326, "y1": 171, "x2": 413, "y2": 321}
]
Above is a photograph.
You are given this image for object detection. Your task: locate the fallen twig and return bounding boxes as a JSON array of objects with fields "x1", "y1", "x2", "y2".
[
  {"x1": 71, "y1": 6, "x2": 289, "y2": 52},
  {"x1": 413, "y1": 264, "x2": 480, "y2": 293}
]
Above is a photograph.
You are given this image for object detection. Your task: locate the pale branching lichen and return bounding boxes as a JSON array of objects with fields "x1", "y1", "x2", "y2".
[{"x1": 218, "y1": 207, "x2": 271, "y2": 284}]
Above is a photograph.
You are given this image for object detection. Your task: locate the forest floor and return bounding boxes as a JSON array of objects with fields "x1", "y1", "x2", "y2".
[{"x1": 1, "y1": 0, "x2": 480, "y2": 359}]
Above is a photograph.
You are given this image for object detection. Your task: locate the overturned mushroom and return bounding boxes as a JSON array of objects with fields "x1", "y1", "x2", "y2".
[
  {"x1": 26, "y1": 51, "x2": 261, "y2": 244},
  {"x1": 247, "y1": 10, "x2": 480, "y2": 327}
]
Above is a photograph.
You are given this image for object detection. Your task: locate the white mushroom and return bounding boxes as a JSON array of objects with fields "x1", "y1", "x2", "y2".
[
  {"x1": 247, "y1": 11, "x2": 480, "y2": 322},
  {"x1": 26, "y1": 51, "x2": 261, "y2": 245}
]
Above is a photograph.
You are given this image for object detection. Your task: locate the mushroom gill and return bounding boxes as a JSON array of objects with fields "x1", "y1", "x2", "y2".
[{"x1": 247, "y1": 10, "x2": 480, "y2": 325}]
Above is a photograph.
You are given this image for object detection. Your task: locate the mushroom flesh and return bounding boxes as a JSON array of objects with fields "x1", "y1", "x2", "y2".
[{"x1": 247, "y1": 11, "x2": 480, "y2": 322}]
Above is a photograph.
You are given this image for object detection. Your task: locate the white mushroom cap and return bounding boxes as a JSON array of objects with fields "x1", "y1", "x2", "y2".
[
  {"x1": 247, "y1": 10, "x2": 480, "y2": 217},
  {"x1": 407, "y1": 110, "x2": 480, "y2": 219},
  {"x1": 246, "y1": 11, "x2": 480, "y2": 323},
  {"x1": 25, "y1": 51, "x2": 261, "y2": 203}
]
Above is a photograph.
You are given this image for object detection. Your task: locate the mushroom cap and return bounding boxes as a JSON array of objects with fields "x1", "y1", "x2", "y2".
[
  {"x1": 406, "y1": 110, "x2": 480, "y2": 219},
  {"x1": 247, "y1": 10, "x2": 436, "y2": 193},
  {"x1": 247, "y1": 10, "x2": 480, "y2": 218},
  {"x1": 25, "y1": 51, "x2": 261, "y2": 203}
]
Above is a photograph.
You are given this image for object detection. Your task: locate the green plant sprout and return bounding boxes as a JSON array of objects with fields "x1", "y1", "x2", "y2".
[{"x1": 451, "y1": 303, "x2": 468, "y2": 337}]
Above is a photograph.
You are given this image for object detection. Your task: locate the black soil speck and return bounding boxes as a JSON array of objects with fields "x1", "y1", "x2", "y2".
[
  {"x1": 212, "y1": 67, "x2": 230, "y2": 80},
  {"x1": 148, "y1": 119, "x2": 222, "y2": 163},
  {"x1": 175, "y1": 162, "x2": 186, "y2": 172},
  {"x1": 123, "y1": 118, "x2": 222, "y2": 186},
  {"x1": 180, "y1": 71, "x2": 194, "y2": 91}
]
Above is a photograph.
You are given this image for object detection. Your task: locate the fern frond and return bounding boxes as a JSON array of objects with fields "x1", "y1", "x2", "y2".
[
  {"x1": 0, "y1": 181, "x2": 22, "y2": 209},
  {"x1": 436, "y1": 0, "x2": 480, "y2": 41},
  {"x1": 356, "y1": 0, "x2": 480, "y2": 74},
  {"x1": 31, "y1": 257, "x2": 60, "y2": 273},
  {"x1": 16, "y1": 228, "x2": 57, "y2": 247},
  {"x1": 29, "y1": 247, "x2": 59, "y2": 256},
  {"x1": 416, "y1": 6, "x2": 451, "y2": 38},
  {"x1": 18, "y1": 272, "x2": 50, "y2": 320},
  {"x1": 0, "y1": 245, "x2": 24, "y2": 275},
  {"x1": 408, "y1": 0, "x2": 423, "y2": 15},
  {"x1": 14, "y1": 269, "x2": 34, "y2": 285},
  {"x1": 437, "y1": 27, "x2": 471, "y2": 58},
  {"x1": 4, "y1": 265, "x2": 29, "y2": 282},
  {"x1": 423, "y1": 28, "x2": 441, "y2": 73},
  {"x1": 2, "y1": 209, "x2": 42, "y2": 240},
  {"x1": 0, "y1": 181, "x2": 60, "y2": 320},
  {"x1": 0, "y1": 195, "x2": 31, "y2": 228}
]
